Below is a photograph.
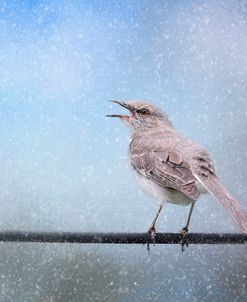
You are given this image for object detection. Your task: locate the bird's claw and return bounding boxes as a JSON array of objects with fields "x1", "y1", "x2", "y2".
[
  {"x1": 180, "y1": 227, "x2": 189, "y2": 252},
  {"x1": 146, "y1": 242, "x2": 151, "y2": 255},
  {"x1": 148, "y1": 226, "x2": 156, "y2": 242},
  {"x1": 145, "y1": 226, "x2": 156, "y2": 254},
  {"x1": 181, "y1": 226, "x2": 188, "y2": 237}
]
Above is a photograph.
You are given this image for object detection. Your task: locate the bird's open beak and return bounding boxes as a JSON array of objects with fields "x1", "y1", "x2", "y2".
[{"x1": 106, "y1": 100, "x2": 134, "y2": 120}]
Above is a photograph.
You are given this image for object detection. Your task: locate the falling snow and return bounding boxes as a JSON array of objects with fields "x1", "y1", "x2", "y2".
[{"x1": 0, "y1": 0, "x2": 247, "y2": 301}]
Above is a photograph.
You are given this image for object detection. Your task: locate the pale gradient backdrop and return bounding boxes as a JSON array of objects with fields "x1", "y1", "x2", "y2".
[{"x1": 0, "y1": 1, "x2": 247, "y2": 301}]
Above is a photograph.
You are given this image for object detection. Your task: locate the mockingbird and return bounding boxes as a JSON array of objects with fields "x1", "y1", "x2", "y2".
[{"x1": 107, "y1": 100, "x2": 247, "y2": 237}]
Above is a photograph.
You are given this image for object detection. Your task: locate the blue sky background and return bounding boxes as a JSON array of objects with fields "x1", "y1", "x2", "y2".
[{"x1": 0, "y1": 1, "x2": 247, "y2": 301}]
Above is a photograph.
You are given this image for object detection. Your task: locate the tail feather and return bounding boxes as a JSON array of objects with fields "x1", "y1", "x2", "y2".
[{"x1": 196, "y1": 174, "x2": 247, "y2": 233}]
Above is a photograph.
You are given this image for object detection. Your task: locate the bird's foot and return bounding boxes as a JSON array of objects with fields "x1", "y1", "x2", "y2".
[
  {"x1": 180, "y1": 226, "x2": 189, "y2": 252},
  {"x1": 145, "y1": 226, "x2": 156, "y2": 254},
  {"x1": 148, "y1": 225, "x2": 156, "y2": 242},
  {"x1": 181, "y1": 226, "x2": 188, "y2": 237}
]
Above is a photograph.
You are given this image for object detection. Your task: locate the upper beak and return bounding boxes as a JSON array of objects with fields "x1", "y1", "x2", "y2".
[
  {"x1": 109, "y1": 100, "x2": 132, "y2": 110},
  {"x1": 106, "y1": 100, "x2": 134, "y2": 119}
]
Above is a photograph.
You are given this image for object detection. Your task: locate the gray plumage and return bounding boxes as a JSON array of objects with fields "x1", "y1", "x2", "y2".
[{"x1": 107, "y1": 100, "x2": 247, "y2": 233}]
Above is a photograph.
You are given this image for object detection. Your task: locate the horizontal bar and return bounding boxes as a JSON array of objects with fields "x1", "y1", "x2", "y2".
[{"x1": 0, "y1": 231, "x2": 246, "y2": 244}]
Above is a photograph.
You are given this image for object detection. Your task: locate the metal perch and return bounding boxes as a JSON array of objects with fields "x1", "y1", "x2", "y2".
[{"x1": 0, "y1": 231, "x2": 246, "y2": 245}]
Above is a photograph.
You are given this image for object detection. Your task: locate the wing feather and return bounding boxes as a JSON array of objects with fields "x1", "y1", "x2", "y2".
[{"x1": 131, "y1": 147, "x2": 199, "y2": 201}]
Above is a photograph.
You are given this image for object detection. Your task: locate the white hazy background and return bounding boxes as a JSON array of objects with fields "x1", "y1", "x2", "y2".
[{"x1": 0, "y1": 1, "x2": 247, "y2": 301}]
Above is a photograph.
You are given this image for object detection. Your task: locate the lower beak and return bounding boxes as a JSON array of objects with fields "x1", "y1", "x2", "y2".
[
  {"x1": 106, "y1": 114, "x2": 125, "y2": 118},
  {"x1": 106, "y1": 114, "x2": 130, "y2": 121}
]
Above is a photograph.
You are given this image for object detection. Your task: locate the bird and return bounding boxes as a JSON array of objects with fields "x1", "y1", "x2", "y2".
[{"x1": 106, "y1": 100, "x2": 247, "y2": 238}]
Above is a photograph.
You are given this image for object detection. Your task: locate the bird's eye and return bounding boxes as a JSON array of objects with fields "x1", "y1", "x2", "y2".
[{"x1": 139, "y1": 108, "x2": 150, "y2": 116}]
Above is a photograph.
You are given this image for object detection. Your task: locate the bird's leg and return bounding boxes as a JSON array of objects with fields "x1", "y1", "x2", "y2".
[
  {"x1": 148, "y1": 204, "x2": 163, "y2": 240},
  {"x1": 181, "y1": 202, "x2": 195, "y2": 235},
  {"x1": 180, "y1": 202, "x2": 195, "y2": 250}
]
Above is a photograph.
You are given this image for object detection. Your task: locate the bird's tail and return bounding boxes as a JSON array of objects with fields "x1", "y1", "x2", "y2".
[{"x1": 196, "y1": 175, "x2": 247, "y2": 233}]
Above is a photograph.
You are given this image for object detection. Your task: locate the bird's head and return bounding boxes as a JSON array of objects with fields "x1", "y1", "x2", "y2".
[{"x1": 106, "y1": 100, "x2": 172, "y2": 131}]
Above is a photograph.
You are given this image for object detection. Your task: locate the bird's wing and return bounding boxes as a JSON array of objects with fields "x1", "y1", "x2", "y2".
[
  {"x1": 192, "y1": 150, "x2": 247, "y2": 233},
  {"x1": 130, "y1": 146, "x2": 200, "y2": 201}
]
